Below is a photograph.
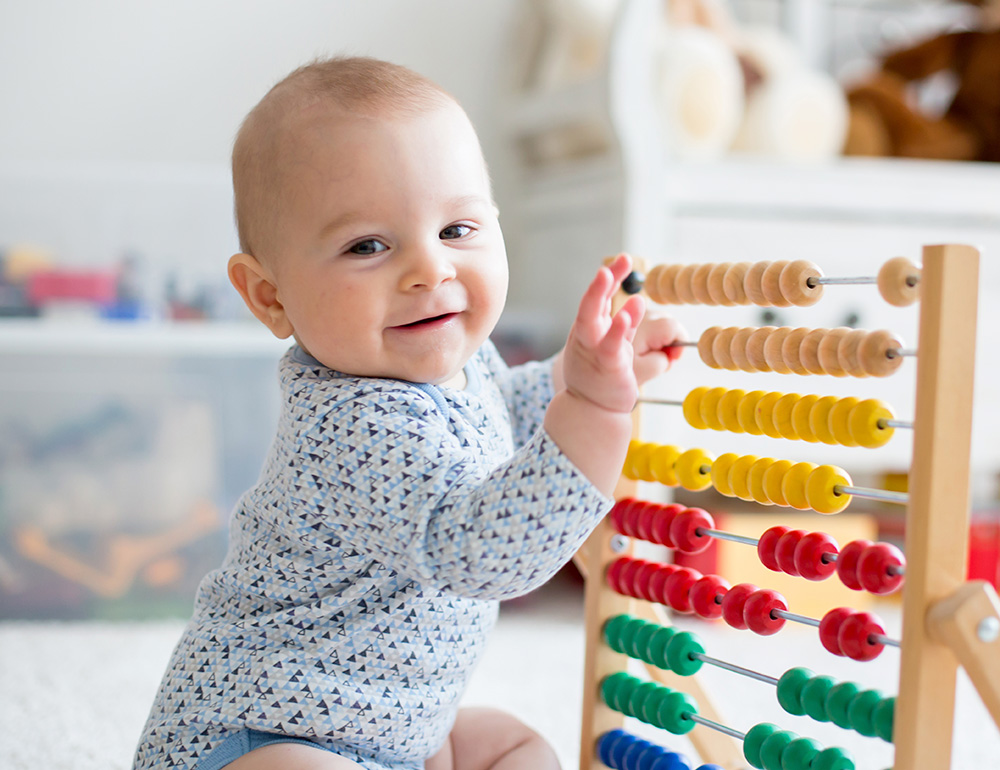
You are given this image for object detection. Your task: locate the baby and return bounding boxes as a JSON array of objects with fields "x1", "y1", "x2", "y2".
[{"x1": 134, "y1": 56, "x2": 682, "y2": 770}]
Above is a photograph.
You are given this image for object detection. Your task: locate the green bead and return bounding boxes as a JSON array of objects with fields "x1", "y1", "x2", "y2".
[
  {"x1": 656, "y1": 690, "x2": 698, "y2": 734},
  {"x1": 825, "y1": 681, "x2": 861, "y2": 729},
  {"x1": 631, "y1": 621, "x2": 658, "y2": 663},
  {"x1": 848, "y1": 689, "x2": 883, "y2": 737},
  {"x1": 743, "y1": 723, "x2": 781, "y2": 769},
  {"x1": 620, "y1": 618, "x2": 647, "y2": 659},
  {"x1": 641, "y1": 686, "x2": 671, "y2": 726},
  {"x1": 780, "y1": 736, "x2": 822, "y2": 770},
  {"x1": 646, "y1": 626, "x2": 676, "y2": 669},
  {"x1": 812, "y1": 746, "x2": 856, "y2": 770},
  {"x1": 600, "y1": 672, "x2": 634, "y2": 712},
  {"x1": 759, "y1": 730, "x2": 795, "y2": 770},
  {"x1": 665, "y1": 630, "x2": 705, "y2": 676},
  {"x1": 627, "y1": 681, "x2": 661, "y2": 721},
  {"x1": 603, "y1": 614, "x2": 631, "y2": 653},
  {"x1": 801, "y1": 675, "x2": 837, "y2": 722},
  {"x1": 873, "y1": 696, "x2": 895, "y2": 742},
  {"x1": 776, "y1": 668, "x2": 813, "y2": 716}
]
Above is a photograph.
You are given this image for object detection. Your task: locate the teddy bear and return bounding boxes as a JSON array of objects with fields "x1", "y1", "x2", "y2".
[{"x1": 843, "y1": 0, "x2": 1000, "y2": 162}]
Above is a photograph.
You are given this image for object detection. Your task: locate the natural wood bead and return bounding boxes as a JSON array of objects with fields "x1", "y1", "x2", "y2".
[
  {"x1": 743, "y1": 261, "x2": 771, "y2": 305},
  {"x1": 877, "y1": 256, "x2": 921, "y2": 307},
  {"x1": 818, "y1": 327, "x2": 852, "y2": 376},
  {"x1": 708, "y1": 262, "x2": 736, "y2": 306},
  {"x1": 657, "y1": 264, "x2": 683, "y2": 304},
  {"x1": 779, "y1": 259, "x2": 824, "y2": 307},
  {"x1": 838, "y1": 328, "x2": 870, "y2": 377},
  {"x1": 781, "y1": 327, "x2": 812, "y2": 375},
  {"x1": 747, "y1": 326, "x2": 776, "y2": 371},
  {"x1": 859, "y1": 329, "x2": 905, "y2": 377},
  {"x1": 800, "y1": 328, "x2": 828, "y2": 375},
  {"x1": 698, "y1": 326, "x2": 722, "y2": 368},
  {"x1": 691, "y1": 263, "x2": 716, "y2": 305},
  {"x1": 761, "y1": 260, "x2": 792, "y2": 307},
  {"x1": 763, "y1": 327, "x2": 793, "y2": 374},
  {"x1": 644, "y1": 264, "x2": 667, "y2": 304},
  {"x1": 712, "y1": 326, "x2": 740, "y2": 370},
  {"x1": 723, "y1": 262, "x2": 751, "y2": 305},
  {"x1": 674, "y1": 264, "x2": 699, "y2": 304},
  {"x1": 730, "y1": 327, "x2": 758, "y2": 372}
]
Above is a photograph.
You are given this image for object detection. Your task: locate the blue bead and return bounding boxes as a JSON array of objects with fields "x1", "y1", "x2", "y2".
[
  {"x1": 621, "y1": 737, "x2": 652, "y2": 770},
  {"x1": 696, "y1": 765, "x2": 726, "y2": 770},
  {"x1": 610, "y1": 731, "x2": 642, "y2": 767},
  {"x1": 597, "y1": 729, "x2": 630, "y2": 767},
  {"x1": 650, "y1": 752, "x2": 693, "y2": 770},
  {"x1": 635, "y1": 743, "x2": 670, "y2": 770}
]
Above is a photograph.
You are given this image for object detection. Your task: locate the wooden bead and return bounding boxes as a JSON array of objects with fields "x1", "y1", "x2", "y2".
[
  {"x1": 723, "y1": 262, "x2": 751, "y2": 304},
  {"x1": 644, "y1": 264, "x2": 667, "y2": 304},
  {"x1": 707, "y1": 262, "x2": 736, "y2": 306},
  {"x1": 817, "y1": 327, "x2": 852, "y2": 377},
  {"x1": 719, "y1": 388, "x2": 746, "y2": 433},
  {"x1": 674, "y1": 264, "x2": 699, "y2": 304},
  {"x1": 763, "y1": 327, "x2": 793, "y2": 374},
  {"x1": 838, "y1": 328, "x2": 870, "y2": 378},
  {"x1": 829, "y1": 396, "x2": 861, "y2": 447},
  {"x1": 690, "y1": 262, "x2": 716, "y2": 305},
  {"x1": 737, "y1": 390, "x2": 767, "y2": 435},
  {"x1": 656, "y1": 264, "x2": 684, "y2": 304},
  {"x1": 747, "y1": 326, "x2": 775, "y2": 371},
  {"x1": 800, "y1": 328, "x2": 828, "y2": 375},
  {"x1": 779, "y1": 259, "x2": 824, "y2": 307},
  {"x1": 743, "y1": 261, "x2": 771, "y2": 305},
  {"x1": 790, "y1": 394, "x2": 820, "y2": 442},
  {"x1": 781, "y1": 327, "x2": 812, "y2": 375},
  {"x1": 712, "y1": 327, "x2": 740, "y2": 370},
  {"x1": 877, "y1": 256, "x2": 921, "y2": 307},
  {"x1": 859, "y1": 329, "x2": 904, "y2": 377},
  {"x1": 698, "y1": 326, "x2": 722, "y2": 368},
  {"x1": 730, "y1": 327, "x2": 758, "y2": 372},
  {"x1": 761, "y1": 260, "x2": 792, "y2": 307}
]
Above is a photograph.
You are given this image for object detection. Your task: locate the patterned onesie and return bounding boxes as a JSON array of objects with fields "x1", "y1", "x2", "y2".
[{"x1": 134, "y1": 341, "x2": 612, "y2": 769}]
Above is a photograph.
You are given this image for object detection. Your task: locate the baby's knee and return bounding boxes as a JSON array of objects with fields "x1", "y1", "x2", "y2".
[{"x1": 443, "y1": 707, "x2": 559, "y2": 769}]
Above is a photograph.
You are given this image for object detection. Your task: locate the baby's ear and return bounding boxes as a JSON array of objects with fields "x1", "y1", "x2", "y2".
[{"x1": 227, "y1": 253, "x2": 294, "y2": 339}]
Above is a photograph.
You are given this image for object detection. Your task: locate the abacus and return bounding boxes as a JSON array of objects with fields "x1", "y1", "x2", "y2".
[{"x1": 575, "y1": 245, "x2": 1000, "y2": 770}]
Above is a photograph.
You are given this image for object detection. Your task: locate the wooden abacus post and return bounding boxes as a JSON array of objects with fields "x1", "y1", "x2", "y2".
[{"x1": 893, "y1": 243, "x2": 981, "y2": 770}]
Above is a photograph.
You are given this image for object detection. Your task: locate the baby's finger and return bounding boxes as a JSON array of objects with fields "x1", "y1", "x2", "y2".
[
  {"x1": 617, "y1": 294, "x2": 645, "y2": 343},
  {"x1": 604, "y1": 253, "x2": 633, "y2": 289},
  {"x1": 573, "y1": 267, "x2": 614, "y2": 340}
]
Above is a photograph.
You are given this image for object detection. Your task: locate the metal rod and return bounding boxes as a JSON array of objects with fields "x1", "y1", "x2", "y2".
[
  {"x1": 686, "y1": 714, "x2": 747, "y2": 741},
  {"x1": 835, "y1": 485, "x2": 910, "y2": 505},
  {"x1": 871, "y1": 633, "x2": 902, "y2": 649},
  {"x1": 772, "y1": 609, "x2": 821, "y2": 628},
  {"x1": 691, "y1": 652, "x2": 779, "y2": 686},
  {"x1": 666, "y1": 340, "x2": 700, "y2": 348},
  {"x1": 880, "y1": 418, "x2": 915, "y2": 430},
  {"x1": 886, "y1": 347, "x2": 918, "y2": 359},
  {"x1": 808, "y1": 276, "x2": 878, "y2": 287},
  {"x1": 636, "y1": 397, "x2": 685, "y2": 407},
  {"x1": 699, "y1": 528, "x2": 759, "y2": 547}
]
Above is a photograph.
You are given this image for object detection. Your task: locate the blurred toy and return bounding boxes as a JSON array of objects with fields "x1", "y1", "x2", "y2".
[{"x1": 843, "y1": 0, "x2": 1000, "y2": 162}]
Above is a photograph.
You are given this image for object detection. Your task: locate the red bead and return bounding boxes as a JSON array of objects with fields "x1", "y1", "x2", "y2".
[
  {"x1": 690, "y1": 574, "x2": 730, "y2": 619},
  {"x1": 819, "y1": 607, "x2": 854, "y2": 656},
  {"x1": 669, "y1": 508, "x2": 715, "y2": 553},
  {"x1": 648, "y1": 564, "x2": 679, "y2": 605},
  {"x1": 721, "y1": 582, "x2": 758, "y2": 630},
  {"x1": 838, "y1": 611, "x2": 886, "y2": 661},
  {"x1": 622, "y1": 500, "x2": 646, "y2": 538},
  {"x1": 837, "y1": 539, "x2": 872, "y2": 591},
  {"x1": 650, "y1": 504, "x2": 685, "y2": 547},
  {"x1": 757, "y1": 526, "x2": 790, "y2": 572},
  {"x1": 633, "y1": 560, "x2": 661, "y2": 601},
  {"x1": 664, "y1": 567, "x2": 702, "y2": 613},
  {"x1": 609, "y1": 498, "x2": 634, "y2": 534},
  {"x1": 616, "y1": 558, "x2": 646, "y2": 598},
  {"x1": 794, "y1": 531, "x2": 839, "y2": 581},
  {"x1": 857, "y1": 542, "x2": 906, "y2": 595},
  {"x1": 638, "y1": 502, "x2": 663, "y2": 542},
  {"x1": 743, "y1": 589, "x2": 788, "y2": 635},
  {"x1": 776, "y1": 529, "x2": 807, "y2": 576},
  {"x1": 606, "y1": 558, "x2": 628, "y2": 593}
]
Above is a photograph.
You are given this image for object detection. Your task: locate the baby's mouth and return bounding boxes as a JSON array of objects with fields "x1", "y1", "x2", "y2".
[{"x1": 396, "y1": 312, "x2": 457, "y2": 329}]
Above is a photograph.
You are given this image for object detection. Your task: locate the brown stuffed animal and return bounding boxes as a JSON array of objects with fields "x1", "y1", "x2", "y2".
[{"x1": 844, "y1": 0, "x2": 1000, "y2": 162}]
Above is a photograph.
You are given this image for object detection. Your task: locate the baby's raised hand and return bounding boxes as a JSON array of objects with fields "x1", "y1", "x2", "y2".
[
  {"x1": 632, "y1": 310, "x2": 687, "y2": 386},
  {"x1": 561, "y1": 254, "x2": 645, "y2": 414}
]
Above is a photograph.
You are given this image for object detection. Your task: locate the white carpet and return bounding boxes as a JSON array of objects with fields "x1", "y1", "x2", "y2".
[{"x1": 2, "y1": 578, "x2": 997, "y2": 769}]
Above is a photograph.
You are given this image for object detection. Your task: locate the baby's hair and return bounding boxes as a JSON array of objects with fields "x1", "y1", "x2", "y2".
[{"x1": 232, "y1": 56, "x2": 455, "y2": 261}]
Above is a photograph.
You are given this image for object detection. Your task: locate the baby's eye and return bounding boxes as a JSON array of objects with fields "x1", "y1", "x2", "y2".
[
  {"x1": 348, "y1": 239, "x2": 388, "y2": 256},
  {"x1": 440, "y1": 224, "x2": 473, "y2": 241}
]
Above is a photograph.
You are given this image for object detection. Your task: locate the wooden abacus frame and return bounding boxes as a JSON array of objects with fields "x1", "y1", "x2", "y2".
[{"x1": 575, "y1": 244, "x2": 1000, "y2": 770}]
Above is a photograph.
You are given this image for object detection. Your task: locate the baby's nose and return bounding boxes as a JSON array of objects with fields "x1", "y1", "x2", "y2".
[{"x1": 401, "y1": 245, "x2": 457, "y2": 290}]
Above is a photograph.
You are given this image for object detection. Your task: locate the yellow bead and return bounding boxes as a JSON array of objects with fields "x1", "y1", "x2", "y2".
[
  {"x1": 649, "y1": 445, "x2": 682, "y2": 486},
  {"x1": 683, "y1": 387, "x2": 710, "y2": 430},
  {"x1": 627, "y1": 441, "x2": 658, "y2": 481},
  {"x1": 675, "y1": 448, "x2": 715, "y2": 491},
  {"x1": 763, "y1": 459, "x2": 794, "y2": 506},
  {"x1": 791, "y1": 394, "x2": 820, "y2": 443},
  {"x1": 623, "y1": 439, "x2": 644, "y2": 479},
  {"x1": 755, "y1": 392, "x2": 784, "y2": 439},
  {"x1": 701, "y1": 387, "x2": 728, "y2": 431},
  {"x1": 773, "y1": 393, "x2": 801, "y2": 440},
  {"x1": 809, "y1": 395, "x2": 840, "y2": 446},
  {"x1": 829, "y1": 396, "x2": 861, "y2": 447},
  {"x1": 848, "y1": 399, "x2": 895, "y2": 449},
  {"x1": 719, "y1": 389, "x2": 746, "y2": 433},
  {"x1": 711, "y1": 452, "x2": 740, "y2": 497},
  {"x1": 729, "y1": 454, "x2": 760, "y2": 501},
  {"x1": 782, "y1": 461, "x2": 818, "y2": 510},
  {"x1": 738, "y1": 390, "x2": 767, "y2": 435},
  {"x1": 748, "y1": 457, "x2": 776, "y2": 505},
  {"x1": 806, "y1": 465, "x2": 853, "y2": 514}
]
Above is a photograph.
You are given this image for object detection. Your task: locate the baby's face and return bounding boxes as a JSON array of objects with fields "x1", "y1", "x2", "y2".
[{"x1": 267, "y1": 100, "x2": 508, "y2": 386}]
